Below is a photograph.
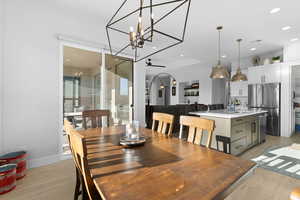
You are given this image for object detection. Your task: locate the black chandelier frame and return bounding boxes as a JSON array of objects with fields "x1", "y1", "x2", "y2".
[{"x1": 106, "y1": 0, "x2": 191, "y2": 62}]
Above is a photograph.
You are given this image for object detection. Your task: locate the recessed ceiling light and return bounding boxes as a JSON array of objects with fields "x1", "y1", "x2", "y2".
[
  {"x1": 221, "y1": 55, "x2": 227, "y2": 58},
  {"x1": 250, "y1": 48, "x2": 256, "y2": 51},
  {"x1": 180, "y1": 54, "x2": 184, "y2": 57},
  {"x1": 270, "y1": 8, "x2": 281, "y2": 14},
  {"x1": 282, "y1": 26, "x2": 291, "y2": 31},
  {"x1": 291, "y1": 38, "x2": 299, "y2": 42}
]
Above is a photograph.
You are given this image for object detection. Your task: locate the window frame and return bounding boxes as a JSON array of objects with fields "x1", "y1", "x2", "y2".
[{"x1": 63, "y1": 76, "x2": 81, "y2": 112}]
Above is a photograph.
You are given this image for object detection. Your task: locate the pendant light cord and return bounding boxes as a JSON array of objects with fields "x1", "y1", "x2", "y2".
[
  {"x1": 139, "y1": 0, "x2": 143, "y2": 17},
  {"x1": 218, "y1": 28, "x2": 221, "y2": 65},
  {"x1": 238, "y1": 40, "x2": 240, "y2": 68},
  {"x1": 217, "y1": 26, "x2": 222, "y2": 65},
  {"x1": 237, "y1": 38, "x2": 242, "y2": 71}
]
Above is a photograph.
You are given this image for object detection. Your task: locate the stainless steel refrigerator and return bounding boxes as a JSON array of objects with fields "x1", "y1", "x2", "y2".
[{"x1": 248, "y1": 83, "x2": 281, "y2": 136}]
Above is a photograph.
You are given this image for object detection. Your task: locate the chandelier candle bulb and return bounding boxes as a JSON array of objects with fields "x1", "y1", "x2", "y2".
[
  {"x1": 137, "y1": 16, "x2": 143, "y2": 34},
  {"x1": 129, "y1": 27, "x2": 136, "y2": 49},
  {"x1": 130, "y1": 26, "x2": 134, "y2": 32},
  {"x1": 106, "y1": 0, "x2": 191, "y2": 62},
  {"x1": 129, "y1": 31, "x2": 135, "y2": 41}
]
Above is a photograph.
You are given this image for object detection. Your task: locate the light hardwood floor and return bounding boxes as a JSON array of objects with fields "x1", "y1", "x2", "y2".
[{"x1": 1, "y1": 134, "x2": 300, "y2": 200}]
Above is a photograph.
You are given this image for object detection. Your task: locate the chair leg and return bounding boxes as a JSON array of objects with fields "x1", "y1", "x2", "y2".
[
  {"x1": 74, "y1": 168, "x2": 81, "y2": 200},
  {"x1": 76, "y1": 168, "x2": 103, "y2": 200},
  {"x1": 82, "y1": 183, "x2": 89, "y2": 200}
]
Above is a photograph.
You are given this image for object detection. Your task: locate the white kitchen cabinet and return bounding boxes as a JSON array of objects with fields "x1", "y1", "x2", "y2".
[
  {"x1": 230, "y1": 82, "x2": 248, "y2": 97},
  {"x1": 230, "y1": 83, "x2": 238, "y2": 97},
  {"x1": 230, "y1": 69, "x2": 248, "y2": 97},
  {"x1": 264, "y1": 63, "x2": 281, "y2": 83},
  {"x1": 247, "y1": 66, "x2": 264, "y2": 84},
  {"x1": 247, "y1": 63, "x2": 281, "y2": 84}
]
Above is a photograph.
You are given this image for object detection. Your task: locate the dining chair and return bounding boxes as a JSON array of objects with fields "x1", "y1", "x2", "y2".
[
  {"x1": 69, "y1": 130, "x2": 102, "y2": 200},
  {"x1": 82, "y1": 110, "x2": 110, "y2": 129},
  {"x1": 64, "y1": 119, "x2": 83, "y2": 200},
  {"x1": 152, "y1": 112, "x2": 174, "y2": 136},
  {"x1": 179, "y1": 116, "x2": 215, "y2": 148}
]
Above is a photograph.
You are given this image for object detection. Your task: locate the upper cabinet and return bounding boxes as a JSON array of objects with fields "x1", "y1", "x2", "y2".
[
  {"x1": 247, "y1": 66, "x2": 264, "y2": 84},
  {"x1": 231, "y1": 81, "x2": 248, "y2": 97},
  {"x1": 247, "y1": 63, "x2": 281, "y2": 84},
  {"x1": 264, "y1": 63, "x2": 281, "y2": 83},
  {"x1": 230, "y1": 69, "x2": 248, "y2": 97}
]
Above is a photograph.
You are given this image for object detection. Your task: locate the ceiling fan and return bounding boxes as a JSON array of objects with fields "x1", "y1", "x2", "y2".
[{"x1": 145, "y1": 59, "x2": 166, "y2": 68}]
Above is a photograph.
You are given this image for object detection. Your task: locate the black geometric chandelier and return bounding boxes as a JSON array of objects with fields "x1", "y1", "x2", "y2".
[{"x1": 106, "y1": 0, "x2": 191, "y2": 62}]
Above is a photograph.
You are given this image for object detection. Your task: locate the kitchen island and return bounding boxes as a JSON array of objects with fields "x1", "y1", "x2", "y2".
[{"x1": 189, "y1": 109, "x2": 268, "y2": 155}]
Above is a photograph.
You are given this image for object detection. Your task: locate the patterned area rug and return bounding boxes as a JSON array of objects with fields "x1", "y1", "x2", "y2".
[{"x1": 251, "y1": 144, "x2": 300, "y2": 179}]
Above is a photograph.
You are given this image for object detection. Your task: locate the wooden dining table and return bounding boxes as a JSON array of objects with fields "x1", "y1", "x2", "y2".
[{"x1": 77, "y1": 126, "x2": 256, "y2": 200}]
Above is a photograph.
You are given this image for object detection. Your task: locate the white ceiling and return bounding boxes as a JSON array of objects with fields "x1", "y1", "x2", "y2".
[
  {"x1": 56, "y1": 0, "x2": 300, "y2": 68},
  {"x1": 63, "y1": 46, "x2": 101, "y2": 69}
]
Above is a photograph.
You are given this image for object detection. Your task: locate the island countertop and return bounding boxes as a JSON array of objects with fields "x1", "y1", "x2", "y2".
[{"x1": 189, "y1": 109, "x2": 268, "y2": 119}]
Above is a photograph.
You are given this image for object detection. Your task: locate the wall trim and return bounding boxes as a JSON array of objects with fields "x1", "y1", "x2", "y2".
[
  {"x1": 56, "y1": 34, "x2": 134, "y2": 58},
  {"x1": 56, "y1": 34, "x2": 108, "y2": 51},
  {"x1": 60, "y1": 153, "x2": 72, "y2": 161},
  {"x1": 28, "y1": 154, "x2": 61, "y2": 169}
]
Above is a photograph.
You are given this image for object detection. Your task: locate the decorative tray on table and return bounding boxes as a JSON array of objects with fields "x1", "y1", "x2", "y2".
[{"x1": 120, "y1": 136, "x2": 146, "y2": 147}]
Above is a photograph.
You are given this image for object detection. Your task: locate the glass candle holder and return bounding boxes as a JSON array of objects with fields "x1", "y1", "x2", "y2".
[{"x1": 126, "y1": 120, "x2": 140, "y2": 140}]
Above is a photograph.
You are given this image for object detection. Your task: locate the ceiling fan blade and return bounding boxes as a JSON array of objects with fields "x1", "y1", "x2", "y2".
[{"x1": 149, "y1": 65, "x2": 166, "y2": 68}]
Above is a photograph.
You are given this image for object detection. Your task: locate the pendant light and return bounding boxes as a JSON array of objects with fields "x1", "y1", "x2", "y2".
[
  {"x1": 160, "y1": 82, "x2": 165, "y2": 89},
  {"x1": 210, "y1": 26, "x2": 229, "y2": 79},
  {"x1": 231, "y1": 39, "x2": 248, "y2": 82}
]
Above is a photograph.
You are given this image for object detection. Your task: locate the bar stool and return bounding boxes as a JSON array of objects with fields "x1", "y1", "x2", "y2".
[{"x1": 216, "y1": 135, "x2": 231, "y2": 154}]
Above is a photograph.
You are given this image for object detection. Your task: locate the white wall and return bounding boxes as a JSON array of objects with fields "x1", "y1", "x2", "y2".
[
  {"x1": 134, "y1": 62, "x2": 146, "y2": 126},
  {"x1": 1, "y1": 0, "x2": 145, "y2": 167},
  {"x1": 0, "y1": 1, "x2": 4, "y2": 154},
  {"x1": 168, "y1": 63, "x2": 213, "y2": 105}
]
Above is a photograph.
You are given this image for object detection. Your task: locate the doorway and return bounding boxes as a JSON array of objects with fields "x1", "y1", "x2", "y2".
[
  {"x1": 59, "y1": 43, "x2": 134, "y2": 156},
  {"x1": 291, "y1": 65, "x2": 300, "y2": 134},
  {"x1": 146, "y1": 73, "x2": 175, "y2": 106}
]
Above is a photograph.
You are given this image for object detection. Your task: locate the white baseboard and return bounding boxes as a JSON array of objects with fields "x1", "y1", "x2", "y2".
[
  {"x1": 60, "y1": 153, "x2": 72, "y2": 161},
  {"x1": 28, "y1": 154, "x2": 61, "y2": 169},
  {"x1": 27, "y1": 153, "x2": 72, "y2": 169}
]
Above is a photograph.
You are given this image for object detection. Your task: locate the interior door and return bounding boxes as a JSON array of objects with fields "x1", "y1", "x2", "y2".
[
  {"x1": 62, "y1": 46, "x2": 134, "y2": 126},
  {"x1": 104, "y1": 54, "x2": 134, "y2": 125}
]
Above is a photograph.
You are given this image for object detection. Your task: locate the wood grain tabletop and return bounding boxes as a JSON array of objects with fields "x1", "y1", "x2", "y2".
[{"x1": 77, "y1": 126, "x2": 255, "y2": 200}]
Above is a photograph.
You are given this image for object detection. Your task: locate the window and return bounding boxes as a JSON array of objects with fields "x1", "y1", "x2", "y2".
[
  {"x1": 63, "y1": 76, "x2": 80, "y2": 113},
  {"x1": 120, "y1": 78, "x2": 129, "y2": 96}
]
